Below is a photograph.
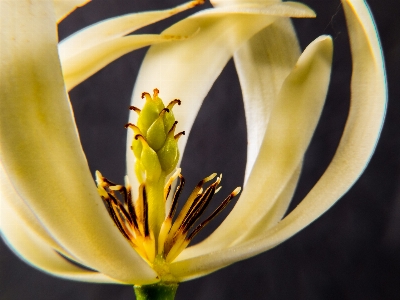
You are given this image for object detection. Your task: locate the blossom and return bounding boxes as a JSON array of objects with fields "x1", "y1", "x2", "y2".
[{"x1": 0, "y1": 0, "x2": 386, "y2": 290}]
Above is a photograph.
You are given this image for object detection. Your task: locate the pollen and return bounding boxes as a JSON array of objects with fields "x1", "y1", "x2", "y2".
[{"x1": 95, "y1": 89, "x2": 241, "y2": 272}]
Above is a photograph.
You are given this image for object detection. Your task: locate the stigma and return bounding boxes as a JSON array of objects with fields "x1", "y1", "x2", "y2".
[{"x1": 95, "y1": 89, "x2": 241, "y2": 273}]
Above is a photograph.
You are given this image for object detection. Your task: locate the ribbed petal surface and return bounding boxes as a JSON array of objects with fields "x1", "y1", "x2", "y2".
[
  {"x1": 234, "y1": 18, "x2": 302, "y2": 184},
  {"x1": 176, "y1": 35, "x2": 333, "y2": 261},
  {"x1": 0, "y1": 0, "x2": 157, "y2": 284},
  {"x1": 171, "y1": 35, "x2": 334, "y2": 279}
]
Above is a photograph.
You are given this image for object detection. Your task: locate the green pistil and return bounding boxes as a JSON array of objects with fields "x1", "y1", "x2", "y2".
[{"x1": 128, "y1": 89, "x2": 182, "y2": 241}]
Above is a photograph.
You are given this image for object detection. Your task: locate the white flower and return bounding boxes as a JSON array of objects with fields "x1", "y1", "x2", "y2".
[{"x1": 0, "y1": 0, "x2": 386, "y2": 287}]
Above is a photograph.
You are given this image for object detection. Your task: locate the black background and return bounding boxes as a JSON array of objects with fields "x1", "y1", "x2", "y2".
[{"x1": 1, "y1": 0, "x2": 400, "y2": 299}]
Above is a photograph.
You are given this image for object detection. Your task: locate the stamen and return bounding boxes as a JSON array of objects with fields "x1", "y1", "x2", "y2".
[
  {"x1": 166, "y1": 173, "x2": 217, "y2": 244},
  {"x1": 187, "y1": 187, "x2": 241, "y2": 241},
  {"x1": 180, "y1": 179, "x2": 219, "y2": 234},
  {"x1": 169, "y1": 174, "x2": 185, "y2": 219},
  {"x1": 126, "y1": 186, "x2": 139, "y2": 230},
  {"x1": 107, "y1": 192, "x2": 134, "y2": 227},
  {"x1": 135, "y1": 184, "x2": 146, "y2": 236},
  {"x1": 104, "y1": 198, "x2": 130, "y2": 241},
  {"x1": 143, "y1": 186, "x2": 150, "y2": 238},
  {"x1": 112, "y1": 201, "x2": 136, "y2": 240},
  {"x1": 153, "y1": 88, "x2": 159, "y2": 98},
  {"x1": 102, "y1": 177, "x2": 118, "y2": 187},
  {"x1": 164, "y1": 168, "x2": 181, "y2": 201}
]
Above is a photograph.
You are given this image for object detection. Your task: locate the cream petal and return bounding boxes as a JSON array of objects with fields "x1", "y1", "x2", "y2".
[
  {"x1": 171, "y1": 0, "x2": 386, "y2": 279},
  {"x1": 1, "y1": 201, "x2": 120, "y2": 284},
  {"x1": 0, "y1": 161, "x2": 67, "y2": 256},
  {"x1": 127, "y1": 2, "x2": 315, "y2": 193},
  {"x1": 0, "y1": 0, "x2": 156, "y2": 284},
  {"x1": 230, "y1": 164, "x2": 302, "y2": 245},
  {"x1": 53, "y1": 0, "x2": 90, "y2": 23},
  {"x1": 0, "y1": 161, "x2": 94, "y2": 267},
  {"x1": 63, "y1": 34, "x2": 195, "y2": 91},
  {"x1": 211, "y1": 0, "x2": 282, "y2": 7},
  {"x1": 233, "y1": 18, "x2": 301, "y2": 184},
  {"x1": 58, "y1": 0, "x2": 203, "y2": 62},
  {"x1": 170, "y1": 35, "x2": 333, "y2": 275}
]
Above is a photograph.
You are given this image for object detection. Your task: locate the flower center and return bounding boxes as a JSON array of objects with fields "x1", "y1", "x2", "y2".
[{"x1": 96, "y1": 89, "x2": 240, "y2": 274}]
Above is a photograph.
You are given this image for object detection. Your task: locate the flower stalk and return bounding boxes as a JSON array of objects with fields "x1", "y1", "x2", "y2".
[{"x1": 134, "y1": 282, "x2": 179, "y2": 300}]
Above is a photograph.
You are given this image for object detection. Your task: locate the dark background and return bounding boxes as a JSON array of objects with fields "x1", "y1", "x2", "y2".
[{"x1": 1, "y1": 0, "x2": 400, "y2": 299}]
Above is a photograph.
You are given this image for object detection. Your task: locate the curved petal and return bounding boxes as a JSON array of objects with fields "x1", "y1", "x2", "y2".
[
  {"x1": 0, "y1": 161, "x2": 67, "y2": 255},
  {"x1": 171, "y1": 0, "x2": 386, "y2": 280},
  {"x1": 0, "y1": 0, "x2": 156, "y2": 284},
  {"x1": 175, "y1": 35, "x2": 333, "y2": 262},
  {"x1": 53, "y1": 0, "x2": 90, "y2": 23},
  {"x1": 1, "y1": 200, "x2": 120, "y2": 284},
  {"x1": 63, "y1": 34, "x2": 196, "y2": 91},
  {"x1": 234, "y1": 18, "x2": 301, "y2": 184},
  {"x1": 58, "y1": 0, "x2": 203, "y2": 62},
  {"x1": 211, "y1": 0, "x2": 281, "y2": 7},
  {"x1": 128, "y1": 2, "x2": 315, "y2": 193},
  {"x1": 231, "y1": 163, "x2": 302, "y2": 245}
]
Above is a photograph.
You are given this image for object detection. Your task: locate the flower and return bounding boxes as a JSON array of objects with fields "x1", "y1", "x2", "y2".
[{"x1": 0, "y1": 0, "x2": 386, "y2": 290}]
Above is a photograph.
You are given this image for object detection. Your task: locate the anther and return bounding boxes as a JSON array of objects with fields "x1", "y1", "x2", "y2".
[
  {"x1": 143, "y1": 186, "x2": 150, "y2": 237},
  {"x1": 169, "y1": 174, "x2": 185, "y2": 219},
  {"x1": 187, "y1": 187, "x2": 241, "y2": 241},
  {"x1": 153, "y1": 88, "x2": 159, "y2": 97}
]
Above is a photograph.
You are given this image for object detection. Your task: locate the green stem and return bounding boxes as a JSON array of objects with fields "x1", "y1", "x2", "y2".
[{"x1": 134, "y1": 282, "x2": 178, "y2": 300}]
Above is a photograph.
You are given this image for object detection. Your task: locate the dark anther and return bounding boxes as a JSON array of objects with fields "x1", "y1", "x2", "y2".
[
  {"x1": 187, "y1": 190, "x2": 238, "y2": 241},
  {"x1": 102, "y1": 177, "x2": 118, "y2": 187},
  {"x1": 105, "y1": 199, "x2": 130, "y2": 241},
  {"x1": 134, "y1": 134, "x2": 143, "y2": 140},
  {"x1": 169, "y1": 175, "x2": 185, "y2": 219},
  {"x1": 165, "y1": 185, "x2": 172, "y2": 201},
  {"x1": 180, "y1": 183, "x2": 217, "y2": 233},
  {"x1": 143, "y1": 186, "x2": 150, "y2": 237},
  {"x1": 127, "y1": 190, "x2": 139, "y2": 230}
]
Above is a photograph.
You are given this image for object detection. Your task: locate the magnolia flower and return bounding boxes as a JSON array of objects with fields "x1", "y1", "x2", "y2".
[{"x1": 0, "y1": 0, "x2": 386, "y2": 296}]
